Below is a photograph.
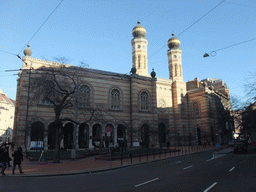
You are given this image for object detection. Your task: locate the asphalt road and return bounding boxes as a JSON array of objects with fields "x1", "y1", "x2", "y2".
[{"x1": 0, "y1": 149, "x2": 255, "y2": 192}]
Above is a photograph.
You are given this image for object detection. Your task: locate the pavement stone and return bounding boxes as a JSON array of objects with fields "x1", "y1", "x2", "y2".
[{"x1": 1, "y1": 146, "x2": 222, "y2": 177}]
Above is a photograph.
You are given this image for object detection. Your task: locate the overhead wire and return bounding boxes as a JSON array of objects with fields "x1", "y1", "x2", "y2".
[
  {"x1": 18, "y1": 0, "x2": 64, "y2": 56},
  {"x1": 204, "y1": 37, "x2": 256, "y2": 57},
  {"x1": 225, "y1": 1, "x2": 256, "y2": 9},
  {"x1": 148, "y1": 0, "x2": 226, "y2": 59}
]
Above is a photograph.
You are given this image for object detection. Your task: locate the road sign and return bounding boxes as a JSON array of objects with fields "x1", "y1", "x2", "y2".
[
  {"x1": 105, "y1": 126, "x2": 112, "y2": 133},
  {"x1": 216, "y1": 143, "x2": 220, "y2": 148}
]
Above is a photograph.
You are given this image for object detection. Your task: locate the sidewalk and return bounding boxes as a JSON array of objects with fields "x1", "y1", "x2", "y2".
[{"x1": 2, "y1": 146, "x2": 230, "y2": 177}]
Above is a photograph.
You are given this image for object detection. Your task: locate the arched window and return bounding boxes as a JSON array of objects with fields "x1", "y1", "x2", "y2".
[
  {"x1": 79, "y1": 85, "x2": 90, "y2": 107},
  {"x1": 209, "y1": 100, "x2": 212, "y2": 117},
  {"x1": 169, "y1": 65, "x2": 173, "y2": 77},
  {"x1": 31, "y1": 121, "x2": 44, "y2": 142},
  {"x1": 144, "y1": 56, "x2": 146, "y2": 69},
  {"x1": 111, "y1": 89, "x2": 120, "y2": 109},
  {"x1": 41, "y1": 80, "x2": 55, "y2": 105},
  {"x1": 180, "y1": 65, "x2": 182, "y2": 76},
  {"x1": 138, "y1": 55, "x2": 141, "y2": 68},
  {"x1": 193, "y1": 102, "x2": 200, "y2": 116},
  {"x1": 141, "y1": 91, "x2": 149, "y2": 111},
  {"x1": 180, "y1": 103, "x2": 185, "y2": 118},
  {"x1": 175, "y1": 64, "x2": 178, "y2": 76}
]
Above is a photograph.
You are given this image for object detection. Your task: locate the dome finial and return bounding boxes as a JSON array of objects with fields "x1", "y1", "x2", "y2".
[
  {"x1": 167, "y1": 33, "x2": 180, "y2": 49},
  {"x1": 24, "y1": 44, "x2": 32, "y2": 56},
  {"x1": 132, "y1": 21, "x2": 146, "y2": 38}
]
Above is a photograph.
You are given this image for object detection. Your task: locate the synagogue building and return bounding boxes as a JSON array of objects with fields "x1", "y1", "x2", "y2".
[{"x1": 12, "y1": 22, "x2": 231, "y2": 151}]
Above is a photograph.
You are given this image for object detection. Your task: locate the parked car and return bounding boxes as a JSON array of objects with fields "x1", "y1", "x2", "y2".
[{"x1": 233, "y1": 140, "x2": 256, "y2": 154}]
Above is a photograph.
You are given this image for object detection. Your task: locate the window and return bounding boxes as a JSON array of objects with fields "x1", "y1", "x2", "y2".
[
  {"x1": 141, "y1": 91, "x2": 149, "y2": 111},
  {"x1": 180, "y1": 103, "x2": 185, "y2": 118},
  {"x1": 40, "y1": 80, "x2": 55, "y2": 105},
  {"x1": 144, "y1": 56, "x2": 146, "y2": 69},
  {"x1": 138, "y1": 55, "x2": 141, "y2": 68},
  {"x1": 79, "y1": 85, "x2": 90, "y2": 107},
  {"x1": 111, "y1": 89, "x2": 120, "y2": 110},
  {"x1": 175, "y1": 64, "x2": 178, "y2": 76},
  {"x1": 193, "y1": 102, "x2": 200, "y2": 116}
]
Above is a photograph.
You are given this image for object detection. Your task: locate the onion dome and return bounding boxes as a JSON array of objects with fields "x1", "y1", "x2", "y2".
[
  {"x1": 167, "y1": 33, "x2": 180, "y2": 49},
  {"x1": 131, "y1": 66, "x2": 137, "y2": 74},
  {"x1": 151, "y1": 68, "x2": 156, "y2": 78},
  {"x1": 132, "y1": 21, "x2": 146, "y2": 38},
  {"x1": 24, "y1": 44, "x2": 32, "y2": 56}
]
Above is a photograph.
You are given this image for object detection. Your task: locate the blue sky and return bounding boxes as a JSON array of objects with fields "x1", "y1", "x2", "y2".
[{"x1": 1, "y1": 0, "x2": 255, "y2": 103}]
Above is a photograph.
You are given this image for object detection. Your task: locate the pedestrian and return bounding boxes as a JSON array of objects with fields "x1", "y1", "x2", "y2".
[
  {"x1": 12, "y1": 146, "x2": 24, "y2": 174},
  {"x1": 0, "y1": 148, "x2": 9, "y2": 176},
  {"x1": 6, "y1": 146, "x2": 12, "y2": 167},
  {"x1": 167, "y1": 141, "x2": 170, "y2": 149}
]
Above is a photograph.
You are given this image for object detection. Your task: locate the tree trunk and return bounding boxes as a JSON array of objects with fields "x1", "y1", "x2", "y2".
[{"x1": 53, "y1": 116, "x2": 62, "y2": 163}]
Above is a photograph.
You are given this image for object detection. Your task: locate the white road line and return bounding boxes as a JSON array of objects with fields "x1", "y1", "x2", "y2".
[
  {"x1": 135, "y1": 178, "x2": 159, "y2": 188},
  {"x1": 229, "y1": 167, "x2": 235, "y2": 172},
  {"x1": 206, "y1": 154, "x2": 225, "y2": 162},
  {"x1": 204, "y1": 182, "x2": 218, "y2": 192},
  {"x1": 183, "y1": 165, "x2": 193, "y2": 170}
]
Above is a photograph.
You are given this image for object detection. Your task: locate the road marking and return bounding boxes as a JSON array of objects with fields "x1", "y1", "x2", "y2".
[
  {"x1": 175, "y1": 161, "x2": 182, "y2": 163},
  {"x1": 229, "y1": 167, "x2": 235, "y2": 172},
  {"x1": 204, "y1": 182, "x2": 218, "y2": 192},
  {"x1": 183, "y1": 165, "x2": 193, "y2": 170},
  {"x1": 206, "y1": 154, "x2": 225, "y2": 162},
  {"x1": 135, "y1": 178, "x2": 159, "y2": 188}
]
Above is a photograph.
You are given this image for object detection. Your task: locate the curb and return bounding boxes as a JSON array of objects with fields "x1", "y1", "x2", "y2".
[{"x1": 8, "y1": 147, "x2": 220, "y2": 178}]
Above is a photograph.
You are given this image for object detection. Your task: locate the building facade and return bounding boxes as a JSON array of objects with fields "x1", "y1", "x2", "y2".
[
  {"x1": 0, "y1": 89, "x2": 15, "y2": 141},
  {"x1": 12, "y1": 22, "x2": 231, "y2": 151}
]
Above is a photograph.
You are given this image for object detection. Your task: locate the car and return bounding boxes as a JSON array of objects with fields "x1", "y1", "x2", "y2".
[{"x1": 233, "y1": 140, "x2": 256, "y2": 154}]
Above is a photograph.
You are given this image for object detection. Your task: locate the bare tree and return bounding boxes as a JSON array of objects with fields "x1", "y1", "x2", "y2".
[{"x1": 30, "y1": 59, "x2": 97, "y2": 163}]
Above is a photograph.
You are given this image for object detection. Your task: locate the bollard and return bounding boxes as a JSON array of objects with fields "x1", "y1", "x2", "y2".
[
  {"x1": 182, "y1": 146, "x2": 183, "y2": 154},
  {"x1": 130, "y1": 153, "x2": 132, "y2": 164},
  {"x1": 178, "y1": 148, "x2": 179, "y2": 156},
  {"x1": 159, "y1": 149, "x2": 161, "y2": 159},
  {"x1": 121, "y1": 154, "x2": 123, "y2": 165},
  {"x1": 165, "y1": 149, "x2": 166, "y2": 158},
  {"x1": 153, "y1": 150, "x2": 155, "y2": 160},
  {"x1": 139, "y1": 152, "x2": 141, "y2": 162},
  {"x1": 147, "y1": 150, "x2": 149, "y2": 161}
]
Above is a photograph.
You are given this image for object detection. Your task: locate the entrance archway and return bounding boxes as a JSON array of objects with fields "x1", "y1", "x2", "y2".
[
  {"x1": 31, "y1": 121, "x2": 44, "y2": 142},
  {"x1": 92, "y1": 124, "x2": 102, "y2": 148},
  {"x1": 79, "y1": 123, "x2": 89, "y2": 148},
  {"x1": 141, "y1": 124, "x2": 149, "y2": 148},
  {"x1": 158, "y1": 123, "x2": 166, "y2": 147},
  {"x1": 197, "y1": 127, "x2": 202, "y2": 145},
  {"x1": 48, "y1": 122, "x2": 56, "y2": 149},
  {"x1": 64, "y1": 123, "x2": 74, "y2": 149}
]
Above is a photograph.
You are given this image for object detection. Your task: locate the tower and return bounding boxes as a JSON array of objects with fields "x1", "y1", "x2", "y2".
[
  {"x1": 131, "y1": 21, "x2": 149, "y2": 76},
  {"x1": 167, "y1": 34, "x2": 183, "y2": 81}
]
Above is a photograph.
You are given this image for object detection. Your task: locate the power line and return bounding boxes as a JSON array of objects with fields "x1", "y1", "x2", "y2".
[
  {"x1": 148, "y1": 0, "x2": 225, "y2": 59},
  {"x1": 177, "y1": 0, "x2": 225, "y2": 37},
  {"x1": 225, "y1": 1, "x2": 256, "y2": 9},
  {"x1": 0, "y1": 50, "x2": 21, "y2": 59},
  {"x1": 204, "y1": 37, "x2": 256, "y2": 57},
  {"x1": 18, "y1": 0, "x2": 64, "y2": 56}
]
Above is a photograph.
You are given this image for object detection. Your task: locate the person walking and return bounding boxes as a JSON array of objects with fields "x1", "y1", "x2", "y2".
[
  {"x1": 12, "y1": 146, "x2": 24, "y2": 174},
  {"x1": 0, "y1": 148, "x2": 9, "y2": 176}
]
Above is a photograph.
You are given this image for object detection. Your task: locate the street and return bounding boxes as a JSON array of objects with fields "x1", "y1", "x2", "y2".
[{"x1": 0, "y1": 149, "x2": 255, "y2": 192}]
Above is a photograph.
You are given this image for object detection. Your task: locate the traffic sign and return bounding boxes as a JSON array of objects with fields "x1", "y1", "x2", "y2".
[{"x1": 105, "y1": 126, "x2": 112, "y2": 133}]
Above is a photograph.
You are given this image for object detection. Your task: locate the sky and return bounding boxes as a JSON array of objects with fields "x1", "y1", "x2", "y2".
[{"x1": 0, "y1": 0, "x2": 255, "y2": 104}]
